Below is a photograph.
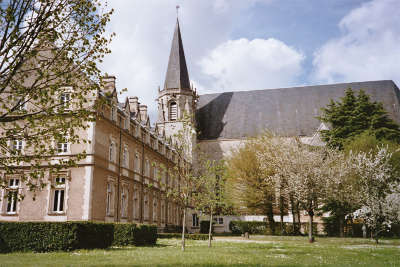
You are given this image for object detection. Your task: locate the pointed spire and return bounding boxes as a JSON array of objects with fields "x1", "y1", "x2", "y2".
[{"x1": 164, "y1": 19, "x2": 191, "y2": 90}]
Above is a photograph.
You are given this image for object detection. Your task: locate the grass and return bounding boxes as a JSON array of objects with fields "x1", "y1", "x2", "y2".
[{"x1": 1, "y1": 236, "x2": 400, "y2": 266}]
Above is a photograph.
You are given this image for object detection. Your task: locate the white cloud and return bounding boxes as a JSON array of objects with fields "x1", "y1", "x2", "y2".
[
  {"x1": 312, "y1": 0, "x2": 400, "y2": 85},
  {"x1": 199, "y1": 38, "x2": 305, "y2": 92}
]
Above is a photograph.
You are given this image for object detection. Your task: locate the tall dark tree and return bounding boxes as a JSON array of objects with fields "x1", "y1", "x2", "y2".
[{"x1": 319, "y1": 89, "x2": 400, "y2": 149}]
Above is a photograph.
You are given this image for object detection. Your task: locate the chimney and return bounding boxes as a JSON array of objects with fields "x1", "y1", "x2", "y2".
[
  {"x1": 129, "y1": 96, "x2": 139, "y2": 114},
  {"x1": 102, "y1": 75, "x2": 116, "y2": 95},
  {"x1": 139, "y1": 104, "x2": 148, "y2": 122}
]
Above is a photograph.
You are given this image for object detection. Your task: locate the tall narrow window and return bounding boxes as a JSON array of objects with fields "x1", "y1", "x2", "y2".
[
  {"x1": 109, "y1": 142, "x2": 115, "y2": 162},
  {"x1": 153, "y1": 197, "x2": 158, "y2": 222},
  {"x1": 133, "y1": 189, "x2": 139, "y2": 219},
  {"x1": 6, "y1": 178, "x2": 20, "y2": 214},
  {"x1": 161, "y1": 200, "x2": 165, "y2": 223},
  {"x1": 145, "y1": 160, "x2": 150, "y2": 177},
  {"x1": 11, "y1": 139, "x2": 23, "y2": 152},
  {"x1": 121, "y1": 186, "x2": 128, "y2": 218},
  {"x1": 106, "y1": 181, "x2": 115, "y2": 216},
  {"x1": 123, "y1": 147, "x2": 129, "y2": 168},
  {"x1": 52, "y1": 177, "x2": 66, "y2": 213},
  {"x1": 60, "y1": 93, "x2": 71, "y2": 110},
  {"x1": 134, "y1": 153, "x2": 141, "y2": 173},
  {"x1": 169, "y1": 102, "x2": 177, "y2": 121},
  {"x1": 144, "y1": 192, "x2": 149, "y2": 221},
  {"x1": 192, "y1": 213, "x2": 199, "y2": 227},
  {"x1": 57, "y1": 136, "x2": 68, "y2": 153}
]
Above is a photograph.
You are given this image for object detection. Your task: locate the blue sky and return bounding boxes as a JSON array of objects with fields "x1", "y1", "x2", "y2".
[{"x1": 101, "y1": 0, "x2": 400, "y2": 121}]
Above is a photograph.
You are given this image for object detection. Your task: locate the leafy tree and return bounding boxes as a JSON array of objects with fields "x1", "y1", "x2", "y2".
[
  {"x1": 255, "y1": 134, "x2": 347, "y2": 242},
  {"x1": 319, "y1": 89, "x2": 400, "y2": 149},
  {"x1": 194, "y1": 158, "x2": 228, "y2": 247},
  {"x1": 0, "y1": 0, "x2": 113, "y2": 191},
  {"x1": 158, "y1": 114, "x2": 198, "y2": 252},
  {"x1": 352, "y1": 147, "x2": 400, "y2": 243},
  {"x1": 226, "y1": 140, "x2": 276, "y2": 233}
]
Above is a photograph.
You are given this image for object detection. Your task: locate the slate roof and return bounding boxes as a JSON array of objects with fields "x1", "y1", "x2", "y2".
[
  {"x1": 164, "y1": 19, "x2": 191, "y2": 90},
  {"x1": 196, "y1": 80, "x2": 400, "y2": 140}
]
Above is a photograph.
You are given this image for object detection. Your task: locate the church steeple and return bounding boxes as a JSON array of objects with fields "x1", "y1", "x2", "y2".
[{"x1": 164, "y1": 19, "x2": 191, "y2": 90}]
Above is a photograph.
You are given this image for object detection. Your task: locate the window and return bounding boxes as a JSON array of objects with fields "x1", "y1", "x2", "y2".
[
  {"x1": 11, "y1": 139, "x2": 23, "y2": 152},
  {"x1": 169, "y1": 102, "x2": 177, "y2": 121},
  {"x1": 57, "y1": 136, "x2": 68, "y2": 153},
  {"x1": 60, "y1": 93, "x2": 71, "y2": 110},
  {"x1": 144, "y1": 192, "x2": 149, "y2": 221},
  {"x1": 52, "y1": 177, "x2": 66, "y2": 213},
  {"x1": 134, "y1": 153, "x2": 141, "y2": 173},
  {"x1": 133, "y1": 189, "x2": 139, "y2": 219},
  {"x1": 121, "y1": 186, "x2": 128, "y2": 218},
  {"x1": 192, "y1": 213, "x2": 199, "y2": 227},
  {"x1": 5, "y1": 178, "x2": 20, "y2": 214},
  {"x1": 122, "y1": 147, "x2": 129, "y2": 168},
  {"x1": 109, "y1": 141, "x2": 115, "y2": 163},
  {"x1": 153, "y1": 197, "x2": 158, "y2": 222},
  {"x1": 13, "y1": 97, "x2": 26, "y2": 111},
  {"x1": 124, "y1": 115, "x2": 129, "y2": 130},
  {"x1": 213, "y1": 217, "x2": 224, "y2": 225},
  {"x1": 153, "y1": 164, "x2": 157, "y2": 180},
  {"x1": 145, "y1": 160, "x2": 150, "y2": 177},
  {"x1": 106, "y1": 181, "x2": 115, "y2": 216},
  {"x1": 161, "y1": 200, "x2": 165, "y2": 223},
  {"x1": 110, "y1": 105, "x2": 116, "y2": 121}
]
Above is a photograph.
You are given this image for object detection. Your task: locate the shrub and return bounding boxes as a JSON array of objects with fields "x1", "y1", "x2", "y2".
[
  {"x1": 0, "y1": 222, "x2": 113, "y2": 253},
  {"x1": 158, "y1": 233, "x2": 210, "y2": 240},
  {"x1": 132, "y1": 224, "x2": 158, "y2": 246},
  {"x1": 163, "y1": 224, "x2": 188, "y2": 233},
  {"x1": 200, "y1": 221, "x2": 213, "y2": 234},
  {"x1": 229, "y1": 221, "x2": 270, "y2": 235},
  {"x1": 113, "y1": 223, "x2": 157, "y2": 246},
  {"x1": 113, "y1": 223, "x2": 137, "y2": 246}
]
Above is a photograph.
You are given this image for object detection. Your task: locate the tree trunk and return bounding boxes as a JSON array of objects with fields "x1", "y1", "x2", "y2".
[
  {"x1": 296, "y1": 202, "x2": 301, "y2": 234},
  {"x1": 208, "y1": 212, "x2": 213, "y2": 248},
  {"x1": 339, "y1": 216, "x2": 344, "y2": 238},
  {"x1": 279, "y1": 195, "x2": 285, "y2": 235},
  {"x1": 308, "y1": 209, "x2": 314, "y2": 243},
  {"x1": 181, "y1": 207, "x2": 186, "y2": 251},
  {"x1": 290, "y1": 195, "x2": 297, "y2": 234},
  {"x1": 266, "y1": 201, "x2": 275, "y2": 234}
]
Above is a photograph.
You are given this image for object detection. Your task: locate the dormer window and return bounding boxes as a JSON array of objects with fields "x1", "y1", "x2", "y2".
[{"x1": 169, "y1": 102, "x2": 177, "y2": 121}]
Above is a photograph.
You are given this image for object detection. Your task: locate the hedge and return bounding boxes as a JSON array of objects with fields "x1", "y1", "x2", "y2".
[
  {"x1": 229, "y1": 221, "x2": 271, "y2": 235},
  {"x1": 200, "y1": 221, "x2": 214, "y2": 234},
  {"x1": 113, "y1": 223, "x2": 157, "y2": 246},
  {"x1": 0, "y1": 222, "x2": 158, "y2": 253},
  {"x1": 0, "y1": 222, "x2": 113, "y2": 253},
  {"x1": 229, "y1": 221, "x2": 322, "y2": 236},
  {"x1": 158, "y1": 233, "x2": 210, "y2": 240}
]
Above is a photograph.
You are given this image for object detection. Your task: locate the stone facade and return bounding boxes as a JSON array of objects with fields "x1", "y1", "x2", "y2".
[{"x1": 1, "y1": 80, "x2": 183, "y2": 228}]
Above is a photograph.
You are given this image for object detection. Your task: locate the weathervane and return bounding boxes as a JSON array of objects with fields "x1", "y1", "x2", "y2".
[{"x1": 176, "y1": 5, "x2": 180, "y2": 18}]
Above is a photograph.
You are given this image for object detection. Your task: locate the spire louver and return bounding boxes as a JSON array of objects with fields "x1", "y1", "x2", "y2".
[{"x1": 164, "y1": 19, "x2": 191, "y2": 90}]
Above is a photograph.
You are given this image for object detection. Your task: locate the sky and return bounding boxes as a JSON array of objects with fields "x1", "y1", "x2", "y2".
[{"x1": 101, "y1": 0, "x2": 400, "y2": 122}]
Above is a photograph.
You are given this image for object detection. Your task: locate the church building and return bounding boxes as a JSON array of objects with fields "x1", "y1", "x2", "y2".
[{"x1": 1, "y1": 18, "x2": 400, "y2": 233}]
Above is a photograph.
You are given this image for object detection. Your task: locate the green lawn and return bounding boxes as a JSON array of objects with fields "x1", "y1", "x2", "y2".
[{"x1": 1, "y1": 236, "x2": 400, "y2": 266}]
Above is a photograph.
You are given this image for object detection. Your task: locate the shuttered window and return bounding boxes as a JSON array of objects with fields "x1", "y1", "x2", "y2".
[{"x1": 169, "y1": 102, "x2": 177, "y2": 121}]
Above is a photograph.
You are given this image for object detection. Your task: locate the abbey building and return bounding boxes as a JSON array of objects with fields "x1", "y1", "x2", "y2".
[{"x1": 1, "y1": 19, "x2": 400, "y2": 233}]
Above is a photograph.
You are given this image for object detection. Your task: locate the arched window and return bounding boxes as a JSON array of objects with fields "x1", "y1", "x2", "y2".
[{"x1": 169, "y1": 101, "x2": 177, "y2": 121}]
